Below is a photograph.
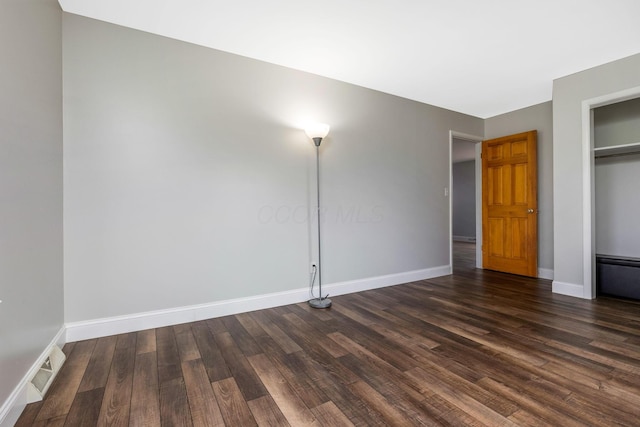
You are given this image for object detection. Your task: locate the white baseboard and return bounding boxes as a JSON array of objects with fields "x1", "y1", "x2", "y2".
[
  {"x1": 0, "y1": 327, "x2": 66, "y2": 427},
  {"x1": 324, "y1": 265, "x2": 451, "y2": 297},
  {"x1": 452, "y1": 235, "x2": 476, "y2": 242},
  {"x1": 552, "y1": 280, "x2": 587, "y2": 299},
  {"x1": 66, "y1": 287, "x2": 309, "y2": 342},
  {"x1": 66, "y1": 265, "x2": 451, "y2": 342},
  {"x1": 537, "y1": 268, "x2": 554, "y2": 280}
]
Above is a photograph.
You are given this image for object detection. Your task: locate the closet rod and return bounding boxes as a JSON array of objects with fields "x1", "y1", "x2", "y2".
[{"x1": 594, "y1": 141, "x2": 640, "y2": 159}]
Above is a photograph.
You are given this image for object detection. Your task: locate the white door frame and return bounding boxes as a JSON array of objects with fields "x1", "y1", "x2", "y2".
[{"x1": 449, "y1": 131, "x2": 484, "y2": 270}]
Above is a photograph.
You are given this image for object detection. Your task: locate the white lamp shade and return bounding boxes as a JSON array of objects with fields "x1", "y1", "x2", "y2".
[{"x1": 305, "y1": 123, "x2": 330, "y2": 140}]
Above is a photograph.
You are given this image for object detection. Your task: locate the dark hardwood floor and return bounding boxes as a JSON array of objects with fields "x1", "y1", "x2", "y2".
[
  {"x1": 17, "y1": 245, "x2": 640, "y2": 426},
  {"x1": 452, "y1": 241, "x2": 476, "y2": 272}
]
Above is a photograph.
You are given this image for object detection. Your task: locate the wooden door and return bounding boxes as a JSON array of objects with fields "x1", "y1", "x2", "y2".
[{"x1": 482, "y1": 130, "x2": 538, "y2": 277}]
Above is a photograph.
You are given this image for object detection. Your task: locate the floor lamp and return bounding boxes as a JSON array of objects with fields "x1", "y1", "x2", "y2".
[{"x1": 306, "y1": 123, "x2": 332, "y2": 309}]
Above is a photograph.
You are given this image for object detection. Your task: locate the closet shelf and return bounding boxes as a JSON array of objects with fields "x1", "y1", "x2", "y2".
[{"x1": 594, "y1": 141, "x2": 640, "y2": 158}]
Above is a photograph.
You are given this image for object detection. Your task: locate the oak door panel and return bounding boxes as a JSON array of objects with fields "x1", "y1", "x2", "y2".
[{"x1": 482, "y1": 130, "x2": 537, "y2": 277}]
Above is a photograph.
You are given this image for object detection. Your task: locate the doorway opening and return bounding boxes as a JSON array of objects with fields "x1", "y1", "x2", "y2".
[
  {"x1": 581, "y1": 85, "x2": 640, "y2": 299},
  {"x1": 449, "y1": 131, "x2": 483, "y2": 271}
]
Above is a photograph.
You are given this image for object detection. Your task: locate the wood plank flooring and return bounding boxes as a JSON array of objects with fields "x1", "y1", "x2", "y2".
[{"x1": 16, "y1": 243, "x2": 640, "y2": 426}]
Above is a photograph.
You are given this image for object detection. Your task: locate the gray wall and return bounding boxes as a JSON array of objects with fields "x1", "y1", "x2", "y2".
[
  {"x1": 485, "y1": 101, "x2": 554, "y2": 275},
  {"x1": 62, "y1": 14, "x2": 483, "y2": 322},
  {"x1": 594, "y1": 97, "x2": 640, "y2": 148},
  {"x1": 595, "y1": 154, "x2": 640, "y2": 258},
  {"x1": 0, "y1": 0, "x2": 64, "y2": 414},
  {"x1": 553, "y1": 53, "x2": 640, "y2": 296},
  {"x1": 452, "y1": 160, "x2": 476, "y2": 239},
  {"x1": 594, "y1": 98, "x2": 640, "y2": 258}
]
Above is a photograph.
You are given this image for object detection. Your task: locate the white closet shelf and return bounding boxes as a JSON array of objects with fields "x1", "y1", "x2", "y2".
[{"x1": 594, "y1": 141, "x2": 640, "y2": 158}]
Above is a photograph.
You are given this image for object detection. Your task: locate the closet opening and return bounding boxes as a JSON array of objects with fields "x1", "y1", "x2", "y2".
[{"x1": 593, "y1": 97, "x2": 640, "y2": 300}]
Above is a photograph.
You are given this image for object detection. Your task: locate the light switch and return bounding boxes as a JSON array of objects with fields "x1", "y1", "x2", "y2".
[{"x1": 444, "y1": 187, "x2": 449, "y2": 197}]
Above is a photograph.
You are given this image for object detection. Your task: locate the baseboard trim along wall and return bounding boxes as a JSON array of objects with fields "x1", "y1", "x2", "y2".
[
  {"x1": 66, "y1": 264, "x2": 451, "y2": 343},
  {"x1": 537, "y1": 268, "x2": 554, "y2": 280},
  {"x1": 452, "y1": 235, "x2": 476, "y2": 242},
  {"x1": 0, "y1": 328, "x2": 66, "y2": 427},
  {"x1": 552, "y1": 280, "x2": 587, "y2": 299}
]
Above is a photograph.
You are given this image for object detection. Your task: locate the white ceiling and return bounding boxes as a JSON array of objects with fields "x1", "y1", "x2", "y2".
[{"x1": 58, "y1": 0, "x2": 640, "y2": 118}]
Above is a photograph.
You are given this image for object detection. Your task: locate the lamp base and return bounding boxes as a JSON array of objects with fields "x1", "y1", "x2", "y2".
[{"x1": 308, "y1": 297, "x2": 332, "y2": 309}]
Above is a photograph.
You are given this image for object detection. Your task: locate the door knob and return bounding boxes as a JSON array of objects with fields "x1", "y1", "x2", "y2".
[{"x1": 527, "y1": 209, "x2": 534, "y2": 213}]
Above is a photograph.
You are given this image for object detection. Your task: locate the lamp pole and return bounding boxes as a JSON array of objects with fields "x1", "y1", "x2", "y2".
[{"x1": 306, "y1": 124, "x2": 331, "y2": 309}]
